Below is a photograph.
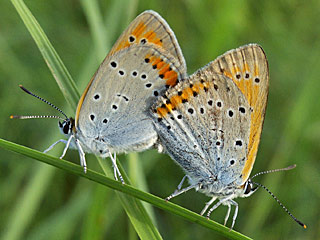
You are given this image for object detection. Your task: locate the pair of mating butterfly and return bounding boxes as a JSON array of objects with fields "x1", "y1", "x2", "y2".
[{"x1": 12, "y1": 10, "x2": 306, "y2": 230}]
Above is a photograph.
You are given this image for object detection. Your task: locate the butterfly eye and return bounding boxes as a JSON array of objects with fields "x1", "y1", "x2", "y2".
[
  {"x1": 59, "y1": 120, "x2": 71, "y2": 135},
  {"x1": 244, "y1": 182, "x2": 252, "y2": 195}
]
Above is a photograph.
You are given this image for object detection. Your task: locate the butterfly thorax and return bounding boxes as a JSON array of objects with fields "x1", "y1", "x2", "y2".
[{"x1": 195, "y1": 177, "x2": 258, "y2": 199}]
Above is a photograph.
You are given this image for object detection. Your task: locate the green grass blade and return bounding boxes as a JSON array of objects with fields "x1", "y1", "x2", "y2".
[
  {"x1": 27, "y1": 183, "x2": 91, "y2": 240},
  {"x1": 0, "y1": 138, "x2": 252, "y2": 240},
  {"x1": 95, "y1": 155, "x2": 162, "y2": 240},
  {"x1": 0, "y1": 164, "x2": 55, "y2": 240},
  {"x1": 11, "y1": 0, "x2": 80, "y2": 109},
  {"x1": 80, "y1": 0, "x2": 107, "y2": 61}
]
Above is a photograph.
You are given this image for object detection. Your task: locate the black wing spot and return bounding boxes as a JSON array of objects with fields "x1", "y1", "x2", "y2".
[
  {"x1": 110, "y1": 61, "x2": 117, "y2": 68},
  {"x1": 129, "y1": 35, "x2": 135, "y2": 42}
]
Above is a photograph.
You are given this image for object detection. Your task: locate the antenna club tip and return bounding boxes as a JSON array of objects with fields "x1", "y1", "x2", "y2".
[
  {"x1": 303, "y1": 224, "x2": 307, "y2": 229},
  {"x1": 19, "y1": 84, "x2": 23, "y2": 87},
  {"x1": 9, "y1": 115, "x2": 14, "y2": 119}
]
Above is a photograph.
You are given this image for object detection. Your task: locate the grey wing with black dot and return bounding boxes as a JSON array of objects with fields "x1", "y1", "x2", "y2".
[
  {"x1": 152, "y1": 65, "x2": 251, "y2": 185},
  {"x1": 77, "y1": 44, "x2": 185, "y2": 153}
]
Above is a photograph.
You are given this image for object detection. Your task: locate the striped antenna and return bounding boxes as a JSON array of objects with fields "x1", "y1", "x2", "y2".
[
  {"x1": 10, "y1": 115, "x2": 64, "y2": 120},
  {"x1": 251, "y1": 164, "x2": 296, "y2": 179},
  {"x1": 10, "y1": 85, "x2": 68, "y2": 120},
  {"x1": 252, "y1": 181, "x2": 307, "y2": 229}
]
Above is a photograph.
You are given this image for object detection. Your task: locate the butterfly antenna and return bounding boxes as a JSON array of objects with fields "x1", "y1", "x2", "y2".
[
  {"x1": 251, "y1": 164, "x2": 296, "y2": 179},
  {"x1": 14, "y1": 85, "x2": 68, "y2": 119},
  {"x1": 252, "y1": 181, "x2": 307, "y2": 229},
  {"x1": 10, "y1": 115, "x2": 64, "y2": 120}
]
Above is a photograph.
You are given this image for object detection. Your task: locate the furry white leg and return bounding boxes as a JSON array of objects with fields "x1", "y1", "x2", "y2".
[
  {"x1": 75, "y1": 138, "x2": 87, "y2": 173},
  {"x1": 43, "y1": 139, "x2": 67, "y2": 153},
  {"x1": 229, "y1": 200, "x2": 238, "y2": 230},
  {"x1": 200, "y1": 196, "x2": 217, "y2": 216},
  {"x1": 224, "y1": 204, "x2": 232, "y2": 226},
  {"x1": 59, "y1": 135, "x2": 73, "y2": 159},
  {"x1": 166, "y1": 184, "x2": 197, "y2": 201},
  {"x1": 177, "y1": 175, "x2": 188, "y2": 190},
  {"x1": 206, "y1": 195, "x2": 233, "y2": 219},
  {"x1": 109, "y1": 152, "x2": 124, "y2": 184}
]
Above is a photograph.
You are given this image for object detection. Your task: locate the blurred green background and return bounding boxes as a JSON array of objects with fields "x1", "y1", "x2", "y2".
[{"x1": 1, "y1": 0, "x2": 319, "y2": 239}]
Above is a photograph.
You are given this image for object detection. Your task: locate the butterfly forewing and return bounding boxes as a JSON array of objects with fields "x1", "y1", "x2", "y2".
[
  {"x1": 109, "y1": 10, "x2": 186, "y2": 73},
  {"x1": 74, "y1": 10, "x2": 187, "y2": 154},
  {"x1": 209, "y1": 44, "x2": 269, "y2": 182}
]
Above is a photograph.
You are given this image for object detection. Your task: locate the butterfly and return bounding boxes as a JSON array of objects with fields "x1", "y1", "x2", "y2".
[
  {"x1": 152, "y1": 44, "x2": 306, "y2": 229},
  {"x1": 11, "y1": 10, "x2": 187, "y2": 183}
]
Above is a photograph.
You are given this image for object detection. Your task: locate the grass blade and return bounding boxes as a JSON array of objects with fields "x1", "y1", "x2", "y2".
[
  {"x1": 0, "y1": 138, "x2": 252, "y2": 240},
  {"x1": 11, "y1": 0, "x2": 80, "y2": 109}
]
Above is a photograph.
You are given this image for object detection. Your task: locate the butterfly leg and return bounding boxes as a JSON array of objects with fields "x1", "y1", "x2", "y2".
[
  {"x1": 169, "y1": 175, "x2": 191, "y2": 200},
  {"x1": 206, "y1": 195, "x2": 233, "y2": 220},
  {"x1": 219, "y1": 199, "x2": 238, "y2": 230},
  {"x1": 228, "y1": 199, "x2": 238, "y2": 230},
  {"x1": 59, "y1": 135, "x2": 73, "y2": 159},
  {"x1": 75, "y1": 138, "x2": 87, "y2": 173},
  {"x1": 177, "y1": 175, "x2": 189, "y2": 190},
  {"x1": 200, "y1": 196, "x2": 217, "y2": 215},
  {"x1": 224, "y1": 204, "x2": 232, "y2": 226},
  {"x1": 112, "y1": 153, "x2": 118, "y2": 182},
  {"x1": 165, "y1": 184, "x2": 197, "y2": 201},
  {"x1": 109, "y1": 152, "x2": 124, "y2": 184},
  {"x1": 43, "y1": 139, "x2": 68, "y2": 153}
]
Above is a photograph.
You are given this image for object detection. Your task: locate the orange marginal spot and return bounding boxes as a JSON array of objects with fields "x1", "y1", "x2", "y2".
[
  {"x1": 143, "y1": 30, "x2": 156, "y2": 41},
  {"x1": 145, "y1": 53, "x2": 152, "y2": 59},
  {"x1": 165, "y1": 71, "x2": 178, "y2": 87},
  {"x1": 252, "y1": 85, "x2": 259, "y2": 105},
  {"x1": 181, "y1": 87, "x2": 193, "y2": 99},
  {"x1": 203, "y1": 81, "x2": 209, "y2": 89},
  {"x1": 143, "y1": 30, "x2": 162, "y2": 46},
  {"x1": 165, "y1": 103, "x2": 173, "y2": 112},
  {"x1": 243, "y1": 63, "x2": 250, "y2": 73},
  {"x1": 113, "y1": 22, "x2": 147, "y2": 53},
  {"x1": 232, "y1": 66, "x2": 241, "y2": 76},
  {"x1": 151, "y1": 57, "x2": 162, "y2": 67},
  {"x1": 147, "y1": 55, "x2": 158, "y2": 64},
  {"x1": 254, "y1": 64, "x2": 260, "y2": 76},
  {"x1": 157, "y1": 60, "x2": 166, "y2": 69},
  {"x1": 192, "y1": 83, "x2": 203, "y2": 93},
  {"x1": 223, "y1": 70, "x2": 233, "y2": 80},
  {"x1": 170, "y1": 95, "x2": 182, "y2": 108},
  {"x1": 238, "y1": 79, "x2": 245, "y2": 95},
  {"x1": 114, "y1": 40, "x2": 130, "y2": 53},
  {"x1": 243, "y1": 79, "x2": 252, "y2": 106},
  {"x1": 158, "y1": 81, "x2": 208, "y2": 118},
  {"x1": 159, "y1": 63, "x2": 171, "y2": 75},
  {"x1": 153, "y1": 38, "x2": 163, "y2": 46},
  {"x1": 132, "y1": 22, "x2": 147, "y2": 39},
  {"x1": 157, "y1": 107, "x2": 168, "y2": 117}
]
